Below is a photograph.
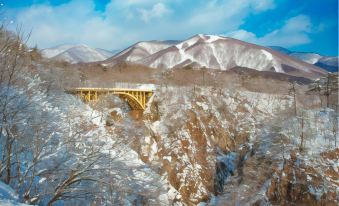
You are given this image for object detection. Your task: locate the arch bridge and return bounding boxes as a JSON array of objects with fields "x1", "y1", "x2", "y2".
[{"x1": 66, "y1": 87, "x2": 154, "y2": 110}]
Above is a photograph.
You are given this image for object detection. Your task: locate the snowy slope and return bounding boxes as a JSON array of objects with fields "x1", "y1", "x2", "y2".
[
  {"x1": 51, "y1": 44, "x2": 113, "y2": 63},
  {"x1": 130, "y1": 34, "x2": 326, "y2": 78},
  {"x1": 95, "y1": 48, "x2": 117, "y2": 58},
  {"x1": 267, "y1": 46, "x2": 292, "y2": 55},
  {"x1": 0, "y1": 181, "x2": 30, "y2": 206},
  {"x1": 315, "y1": 57, "x2": 339, "y2": 72},
  {"x1": 269, "y1": 46, "x2": 338, "y2": 72},
  {"x1": 42, "y1": 44, "x2": 114, "y2": 63},
  {"x1": 41, "y1": 44, "x2": 75, "y2": 58},
  {"x1": 105, "y1": 40, "x2": 179, "y2": 64},
  {"x1": 290, "y1": 53, "x2": 322, "y2": 64}
]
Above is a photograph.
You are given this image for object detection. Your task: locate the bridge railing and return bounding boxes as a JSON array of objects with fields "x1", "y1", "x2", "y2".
[{"x1": 87, "y1": 82, "x2": 157, "y2": 91}]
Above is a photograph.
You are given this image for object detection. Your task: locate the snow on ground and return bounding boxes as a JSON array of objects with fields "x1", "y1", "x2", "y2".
[
  {"x1": 205, "y1": 35, "x2": 227, "y2": 43},
  {"x1": 282, "y1": 108, "x2": 337, "y2": 156},
  {"x1": 0, "y1": 181, "x2": 31, "y2": 206}
]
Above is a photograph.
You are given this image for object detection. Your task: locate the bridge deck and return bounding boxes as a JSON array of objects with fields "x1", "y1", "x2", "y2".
[{"x1": 66, "y1": 87, "x2": 153, "y2": 92}]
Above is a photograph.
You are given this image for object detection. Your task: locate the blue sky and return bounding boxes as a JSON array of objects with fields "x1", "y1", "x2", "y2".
[{"x1": 2, "y1": 0, "x2": 338, "y2": 56}]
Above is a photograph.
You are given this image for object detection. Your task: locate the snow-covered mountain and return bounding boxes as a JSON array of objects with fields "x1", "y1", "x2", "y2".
[
  {"x1": 41, "y1": 44, "x2": 75, "y2": 58},
  {"x1": 106, "y1": 34, "x2": 326, "y2": 78},
  {"x1": 41, "y1": 44, "x2": 115, "y2": 63},
  {"x1": 269, "y1": 46, "x2": 338, "y2": 72},
  {"x1": 106, "y1": 40, "x2": 179, "y2": 63}
]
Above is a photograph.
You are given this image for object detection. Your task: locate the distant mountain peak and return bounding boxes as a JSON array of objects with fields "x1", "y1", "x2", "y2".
[
  {"x1": 41, "y1": 44, "x2": 115, "y2": 64},
  {"x1": 106, "y1": 39, "x2": 178, "y2": 63},
  {"x1": 269, "y1": 46, "x2": 338, "y2": 72}
]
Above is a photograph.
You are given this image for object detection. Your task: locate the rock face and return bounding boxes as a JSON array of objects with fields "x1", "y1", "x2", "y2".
[
  {"x1": 267, "y1": 149, "x2": 339, "y2": 206},
  {"x1": 105, "y1": 35, "x2": 326, "y2": 78},
  {"x1": 131, "y1": 86, "x2": 294, "y2": 204},
  {"x1": 103, "y1": 84, "x2": 338, "y2": 205}
]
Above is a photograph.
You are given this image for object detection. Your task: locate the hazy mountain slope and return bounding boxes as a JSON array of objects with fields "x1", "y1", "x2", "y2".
[
  {"x1": 41, "y1": 44, "x2": 75, "y2": 58},
  {"x1": 290, "y1": 53, "x2": 322, "y2": 64},
  {"x1": 269, "y1": 46, "x2": 338, "y2": 72},
  {"x1": 268, "y1": 46, "x2": 292, "y2": 55},
  {"x1": 105, "y1": 40, "x2": 180, "y2": 64},
  {"x1": 95, "y1": 48, "x2": 116, "y2": 58},
  {"x1": 133, "y1": 35, "x2": 326, "y2": 78},
  {"x1": 315, "y1": 57, "x2": 338, "y2": 72},
  {"x1": 51, "y1": 44, "x2": 113, "y2": 63},
  {"x1": 42, "y1": 44, "x2": 115, "y2": 63}
]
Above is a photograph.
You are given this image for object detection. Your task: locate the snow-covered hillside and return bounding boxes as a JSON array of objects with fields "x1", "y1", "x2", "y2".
[
  {"x1": 41, "y1": 44, "x2": 115, "y2": 63},
  {"x1": 106, "y1": 35, "x2": 326, "y2": 78},
  {"x1": 269, "y1": 46, "x2": 338, "y2": 72}
]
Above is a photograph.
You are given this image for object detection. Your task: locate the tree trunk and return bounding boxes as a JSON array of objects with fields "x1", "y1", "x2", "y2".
[
  {"x1": 47, "y1": 194, "x2": 61, "y2": 206},
  {"x1": 5, "y1": 138, "x2": 12, "y2": 184},
  {"x1": 326, "y1": 73, "x2": 330, "y2": 108},
  {"x1": 294, "y1": 92, "x2": 297, "y2": 116},
  {"x1": 299, "y1": 115, "x2": 304, "y2": 152}
]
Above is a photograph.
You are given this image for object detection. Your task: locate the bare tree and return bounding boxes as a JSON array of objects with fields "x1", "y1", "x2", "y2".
[
  {"x1": 288, "y1": 81, "x2": 297, "y2": 116},
  {"x1": 0, "y1": 26, "x2": 31, "y2": 184},
  {"x1": 331, "y1": 115, "x2": 338, "y2": 148},
  {"x1": 308, "y1": 73, "x2": 339, "y2": 108},
  {"x1": 324, "y1": 73, "x2": 338, "y2": 108},
  {"x1": 298, "y1": 111, "x2": 305, "y2": 152}
]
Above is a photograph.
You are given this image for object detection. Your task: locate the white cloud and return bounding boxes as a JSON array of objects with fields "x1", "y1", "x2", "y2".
[
  {"x1": 251, "y1": 0, "x2": 275, "y2": 12},
  {"x1": 12, "y1": 0, "x2": 117, "y2": 49},
  {"x1": 225, "y1": 15, "x2": 313, "y2": 47},
  {"x1": 138, "y1": 3, "x2": 171, "y2": 22},
  {"x1": 10, "y1": 0, "x2": 314, "y2": 50},
  {"x1": 110, "y1": 0, "x2": 170, "y2": 7},
  {"x1": 226, "y1": 30, "x2": 258, "y2": 42},
  {"x1": 172, "y1": 0, "x2": 276, "y2": 36}
]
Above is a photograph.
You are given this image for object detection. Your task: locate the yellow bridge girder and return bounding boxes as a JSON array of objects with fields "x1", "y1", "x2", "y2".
[{"x1": 66, "y1": 87, "x2": 154, "y2": 110}]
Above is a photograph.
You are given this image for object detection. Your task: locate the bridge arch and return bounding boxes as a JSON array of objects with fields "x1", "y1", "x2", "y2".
[
  {"x1": 113, "y1": 91, "x2": 145, "y2": 110},
  {"x1": 66, "y1": 88, "x2": 153, "y2": 110}
]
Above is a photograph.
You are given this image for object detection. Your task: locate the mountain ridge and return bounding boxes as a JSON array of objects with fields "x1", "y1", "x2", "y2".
[
  {"x1": 41, "y1": 35, "x2": 336, "y2": 76},
  {"x1": 104, "y1": 34, "x2": 326, "y2": 78}
]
